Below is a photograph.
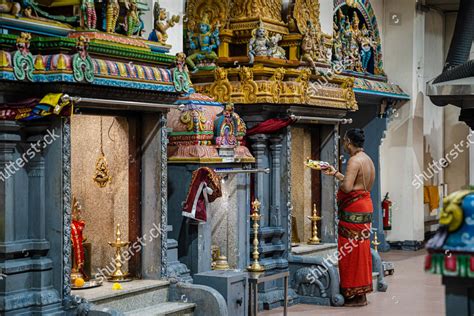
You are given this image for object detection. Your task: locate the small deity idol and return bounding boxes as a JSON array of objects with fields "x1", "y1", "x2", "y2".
[
  {"x1": 360, "y1": 25, "x2": 375, "y2": 72},
  {"x1": 81, "y1": 0, "x2": 97, "y2": 30},
  {"x1": 186, "y1": 14, "x2": 220, "y2": 73},
  {"x1": 301, "y1": 21, "x2": 324, "y2": 71},
  {"x1": 148, "y1": 2, "x2": 180, "y2": 44},
  {"x1": 269, "y1": 34, "x2": 286, "y2": 60},
  {"x1": 248, "y1": 21, "x2": 271, "y2": 64}
]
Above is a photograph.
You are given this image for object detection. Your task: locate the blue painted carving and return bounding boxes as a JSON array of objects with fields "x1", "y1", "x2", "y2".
[
  {"x1": 371, "y1": 249, "x2": 388, "y2": 292},
  {"x1": 288, "y1": 254, "x2": 344, "y2": 306}
]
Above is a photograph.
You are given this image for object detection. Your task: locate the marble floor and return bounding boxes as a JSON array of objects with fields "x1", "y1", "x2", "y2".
[{"x1": 261, "y1": 249, "x2": 445, "y2": 316}]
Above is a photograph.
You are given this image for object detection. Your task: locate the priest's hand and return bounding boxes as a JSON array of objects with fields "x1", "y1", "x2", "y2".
[{"x1": 322, "y1": 165, "x2": 337, "y2": 176}]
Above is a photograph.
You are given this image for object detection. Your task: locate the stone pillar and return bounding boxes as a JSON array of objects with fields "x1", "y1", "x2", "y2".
[
  {"x1": 26, "y1": 153, "x2": 46, "y2": 241},
  {"x1": 320, "y1": 125, "x2": 337, "y2": 242},
  {"x1": 269, "y1": 136, "x2": 283, "y2": 227},
  {"x1": 249, "y1": 134, "x2": 270, "y2": 225},
  {"x1": 0, "y1": 121, "x2": 62, "y2": 314}
]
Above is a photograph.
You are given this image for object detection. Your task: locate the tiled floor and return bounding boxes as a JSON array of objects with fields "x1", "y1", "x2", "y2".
[{"x1": 261, "y1": 250, "x2": 445, "y2": 316}]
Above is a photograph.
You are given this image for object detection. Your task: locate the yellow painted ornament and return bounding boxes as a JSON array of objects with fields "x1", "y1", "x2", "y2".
[{"x1": 440, "y1": 190, "x2": 469, "y2": 232}]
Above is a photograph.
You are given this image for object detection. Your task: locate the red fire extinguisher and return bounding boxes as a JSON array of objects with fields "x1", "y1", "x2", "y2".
[{"x1": 382, "y1": 193, "x2": 392, "y2": 230}]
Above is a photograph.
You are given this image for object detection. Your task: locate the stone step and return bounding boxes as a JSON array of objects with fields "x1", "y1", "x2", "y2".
[
  {"x1": 291, "y1": 243, "x2": 338, "y2": 259},
  {"x1": 124, "y1": 302, "x2": 196, "y2": 316},
  {"x1": 72, "y1": 279, "x2": 170, "y2": 313}
]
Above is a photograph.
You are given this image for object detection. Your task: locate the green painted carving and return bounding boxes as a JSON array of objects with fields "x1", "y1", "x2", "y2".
[
  {"x1": 72, "y1": 53, "x2": 94, "y2": 82},
  {"x1": 72, "y1": 36, "x2": 94, "y2": 83},
  {"x1": 13, "y1": 33, "x2": 34, "y2": 81},
  {"x1": 173, "y1": 52, "x2": 191, "y2": 93}
]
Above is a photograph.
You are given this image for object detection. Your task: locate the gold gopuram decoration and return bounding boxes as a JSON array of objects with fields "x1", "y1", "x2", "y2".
[
  {"x1": 93, "y1": 117, "x2": 112, "y2": 188},
  {"x1": 247, "y1": 199, "x2": 265, "y2": 272},
  {"x1": 372, "y1": 231, "x2": 381, "y2": 252},
  {"x1": 107, "y1": 224, "x2": 130, "y2": 281},
  {"x1": 307, "y1": 204, "x2": 322, "y2": 245}
]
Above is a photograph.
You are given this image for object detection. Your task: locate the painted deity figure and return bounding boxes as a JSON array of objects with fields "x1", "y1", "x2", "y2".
[
  {"x1": 248, "y1": 21, "x2": 271, "y2": 64},
  {"x1": 360, "y1": 24, "x2": 375, "y2": 72},
  {"x1": 269, "y1": 33, "x2": 286, "y2": 60},
  {"x1": 214, "y1": 103, "x2": 239, "y2": 147},
  {"x1": 81, "y1": 0, "x2": 96, "y2": 29},
  {"x1": 148, "y1": 2, "x2": 180, "y2": 44},
  {"x1": 351, "y1": 12, "x2": 362, "y2": 43},
  {"x1": 124, "y1": 0, "x2": 142, "y2": 36},
  {"x1": 301, "y1": 20, "x2": 326, "y2": 72},
  {"x1": 106, "y1": 0, "x2": 120, "y2": 33},
  {"x1": 186, "y1": 14, "x2": 220, "y2": 73}
]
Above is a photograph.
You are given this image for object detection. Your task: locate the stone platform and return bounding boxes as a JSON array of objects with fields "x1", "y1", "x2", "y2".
[
  {"x1": 72, "y1": 279, "x2": 196, "y2": 315},
  {"x1": 291, "y1": 243, "x2": 338, "y2": 260}
]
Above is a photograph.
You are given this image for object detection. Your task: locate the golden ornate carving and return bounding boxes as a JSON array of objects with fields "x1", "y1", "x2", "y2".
[
  {"x1": 239, "y1": 66, "x2": 258, "y2": 103},
  {"x1": 185, "y1": 0, "x2": 229, "y2": 32},
  {"x1": 231, "y1": 0, "x2": 282, "y2": 22},
  {"x1": 195, "y1": 67, "x2": 355, "y2": 110},
  {"x1": 210, "y1": 67, "x2": 232, "y2": 103},
  {"x1": 293, "y1": 0, "x2": 320, "y2": 34},
  {"x1": 270, "y1": 67, "x2": 285, "y2": 103},
  {"x1": 342, "y1": 77, "x2": 358, "y2": 110},
  {"x1": 296, "y1": 68, "x2": 311, "y2": 103}
]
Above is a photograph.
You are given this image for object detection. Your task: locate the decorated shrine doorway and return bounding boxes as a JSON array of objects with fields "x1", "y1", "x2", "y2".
[{"x1": 70, "y1": 114, "x2": 137, "y2": 282}]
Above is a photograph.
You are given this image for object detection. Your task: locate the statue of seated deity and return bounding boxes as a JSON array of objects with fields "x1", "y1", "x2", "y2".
[
  {"x1": 186, "y1": 14, "x2": 220, "y2": 73},
  {"x1": 248, "y1": 21, "x2": 285, "y2": 64}
]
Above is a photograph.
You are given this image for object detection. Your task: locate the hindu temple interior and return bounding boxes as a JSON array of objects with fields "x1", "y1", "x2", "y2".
[{"x1": 0, "y1": 0, "x2": 473, "y2": 315}]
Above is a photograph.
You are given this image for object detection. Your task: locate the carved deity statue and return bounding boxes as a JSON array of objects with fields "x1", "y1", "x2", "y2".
[
  {"x1": 333, "y1": 8, "x2": 379, "y2": 74},
  {"x1": 80, "y1": 0, "x2": 96, "y2": 29},
  {"x1": 301, "y1": 20, "x2": 325, "y2": 72},
  {"x1": 269, "y1": 34, "x2": 286, "y2": 60},
  {"x1": 248, "y1": 21, "x2": 285, "y2": 63},
  {"x1": 106, "y1": 0, "x2": 120, "y2": 33},
  {"x1": 359, "y1": 24, "x2": 375, "y2": 72},
  {"x1": 148, "y1": 1, "x2": 180, "y2": 44},
  {"x1": 186, "y1": 14, "x2": 220, "y2": 72},
  {"x1": 248, "y1": 21, "x2": 271, "y2": 64},
  {"x1": 124, "y1": 0, "x2": 142, "y2": 36},
  {"x1": 351, "y1": 12, "x2": 362, "y2": 43}
]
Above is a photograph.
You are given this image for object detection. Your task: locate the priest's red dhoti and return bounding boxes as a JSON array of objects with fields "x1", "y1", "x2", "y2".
[{"x1": 337, "y1": 189, "x2": 373, "y2": 297}]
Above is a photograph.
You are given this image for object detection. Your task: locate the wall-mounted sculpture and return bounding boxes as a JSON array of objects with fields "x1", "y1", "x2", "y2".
[
  {"x1": 186, "y1": 14, "x2": 220, "y2": 72},
  {"x1": 148, "y1": 1, "x2": 180, "y2": 44},
  {"x1": 248, "y1": 20, "x2": 286, "y2": 64},
  {"x1": 333, "y1": 0, "x2": 384, "y2": 75}
]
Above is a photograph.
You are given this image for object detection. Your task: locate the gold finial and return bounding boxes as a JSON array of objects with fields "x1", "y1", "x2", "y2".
[
  {"x1": 307, "y1": 204, "x2": 322, "y2": 245},
  {"x1": 248, "y1": 199, "x2": 264, "y2": 272},
  {"x1": 372, "y1": 231, "x2": 381, "y2": 252}
]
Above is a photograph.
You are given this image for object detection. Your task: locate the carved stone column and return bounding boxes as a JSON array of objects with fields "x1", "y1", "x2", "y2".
[
  {"x1": 249, "y1": 134, "x2": 269, "y2": 226},
  {"x1": 0, "y1": 121, "x2": 62, "y2": 314},
  {"x1": 269, "y1": 135, "x2": 283, "y2": 227}
]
